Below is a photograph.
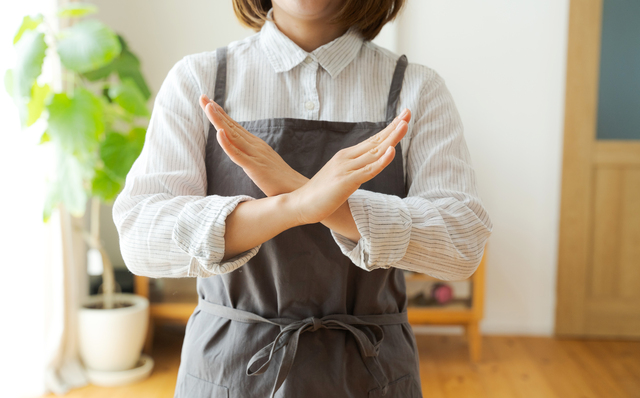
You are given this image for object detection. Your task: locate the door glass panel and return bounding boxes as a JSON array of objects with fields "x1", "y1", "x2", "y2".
[{"x1": 596, "y1": 0, "x2": 640, "y2": 140}]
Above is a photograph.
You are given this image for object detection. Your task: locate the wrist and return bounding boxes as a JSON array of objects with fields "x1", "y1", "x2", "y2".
[
  {"x1": 278, "y1": 192, "x2": 307, "y2": 228},
  {"x1": 287, "y1": 172, "x2": 309, "y2": 193}
]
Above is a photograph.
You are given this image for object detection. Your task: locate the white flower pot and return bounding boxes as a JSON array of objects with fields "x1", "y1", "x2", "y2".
[{"x1": 78, "y1": 293, "x2": 149, "y2": 372}]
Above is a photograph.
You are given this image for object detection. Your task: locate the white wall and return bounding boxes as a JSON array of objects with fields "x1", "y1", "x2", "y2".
[
  {"x1": 90, "y1": 0, "x2": 255, "y2": 100},
  {"x1": 396, "y1": 0, "x2": 570, "y2": 335},
  {"x1": 92, "y1": 0, "x2": 571, "y2": 335}
]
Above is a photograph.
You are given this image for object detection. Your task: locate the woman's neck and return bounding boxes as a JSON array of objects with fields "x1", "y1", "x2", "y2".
[{"x1": 271, "y1": 3, "x2": 348, "y2": 53}]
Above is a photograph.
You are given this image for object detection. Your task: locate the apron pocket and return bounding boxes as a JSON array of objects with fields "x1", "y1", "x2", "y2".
[
  {"x1": 368, "y1": 373, "x2": 422, "y2": 398},
  {"x1": 181, "y1": 373, "x2": 229, "y2": 398}
]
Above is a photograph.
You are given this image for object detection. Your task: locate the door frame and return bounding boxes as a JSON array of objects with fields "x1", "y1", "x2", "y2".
[{"x1": 554, "y1": 0, "x2": 603, "y2": 336}]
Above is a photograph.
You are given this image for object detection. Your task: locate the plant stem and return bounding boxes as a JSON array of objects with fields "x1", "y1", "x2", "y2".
[{"x1": 89, "y1": 197, "x2": 116, "y2": 309}]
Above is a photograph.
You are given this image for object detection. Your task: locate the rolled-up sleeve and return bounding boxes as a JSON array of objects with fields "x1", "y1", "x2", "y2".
[
  {"x1": 331, "y1": 72, "x2": 493, "y2": 280},
  {"x1": 112, "y1": 55, "x2": 261, "y2": 278}
]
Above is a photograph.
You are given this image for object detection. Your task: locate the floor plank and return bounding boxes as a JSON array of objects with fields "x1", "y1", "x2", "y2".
[
  {"x1": 36, "y1": 325, "x2": 640, "y2": 398},
  {"x1": 522, "y1": 336, "x2": 601, "y2": 398}
]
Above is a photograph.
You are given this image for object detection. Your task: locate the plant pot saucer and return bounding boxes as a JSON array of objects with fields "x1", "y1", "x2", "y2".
[{"x1": 85, "y1": 354, "x2": 154, "y2": 386}]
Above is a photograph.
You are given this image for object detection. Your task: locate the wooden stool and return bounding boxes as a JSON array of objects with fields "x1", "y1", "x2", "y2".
[{"x1": 406, "y1": 244, "x2": 488, "y2": 362}]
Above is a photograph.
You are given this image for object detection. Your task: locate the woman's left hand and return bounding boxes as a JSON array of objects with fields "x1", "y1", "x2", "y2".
[{"x1": 199, "y1": 94, "x2": 308, "y2": 197}]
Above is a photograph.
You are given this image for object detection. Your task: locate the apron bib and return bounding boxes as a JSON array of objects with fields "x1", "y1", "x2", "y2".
[{"x1": 174, "y1": 46, "x2": 423, "y2": 398}]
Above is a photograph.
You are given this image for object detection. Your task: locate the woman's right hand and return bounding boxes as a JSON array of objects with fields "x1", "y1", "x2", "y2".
[{"x1": 285, "y1": 111, "x2": 410, "y2": 225}]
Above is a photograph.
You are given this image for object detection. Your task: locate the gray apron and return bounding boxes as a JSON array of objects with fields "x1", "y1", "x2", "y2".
[{"x1": 174, "y1": 46, "x2": 423, "y2": 398}]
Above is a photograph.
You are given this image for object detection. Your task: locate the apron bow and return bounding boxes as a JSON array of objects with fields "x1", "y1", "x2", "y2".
[
  {"x1": 197, "y1": 298, "x2": 406, "y2": 397},
  {"x1": 246, "y1": 314, "x2": 389, "y2": 398}
]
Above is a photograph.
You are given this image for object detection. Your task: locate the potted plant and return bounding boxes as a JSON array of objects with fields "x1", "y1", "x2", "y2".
[{"x1": 5, "y1": 3, "x2": 153, "y2": 384}]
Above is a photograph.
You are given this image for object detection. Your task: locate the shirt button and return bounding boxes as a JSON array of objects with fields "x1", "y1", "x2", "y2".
[
  {"x1": 303, "y1": 56, "x2": 313, "y2": 64},
  {"x1": 305, "y1": 101, "x2": 315, "y2": 110}
]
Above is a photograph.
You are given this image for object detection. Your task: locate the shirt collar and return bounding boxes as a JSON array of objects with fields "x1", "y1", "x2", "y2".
[{"x1": 259, "y1": 8, "x2": 364, "y2": 78}]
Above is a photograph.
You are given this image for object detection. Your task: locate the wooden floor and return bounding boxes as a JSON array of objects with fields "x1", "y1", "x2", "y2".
[{"x1": 42, "y1": 324, "x2": 640, "y2": 398}]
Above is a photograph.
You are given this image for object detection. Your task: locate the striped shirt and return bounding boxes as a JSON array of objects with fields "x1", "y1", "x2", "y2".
[{"x1": 112, "y1": 10, "x2": 493, "y2": 280}]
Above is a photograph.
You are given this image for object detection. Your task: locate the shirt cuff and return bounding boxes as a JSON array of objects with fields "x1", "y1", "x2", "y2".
[
  {"x1": 172, "y1": 194, "x2": 261, "y2": 276},
  {"x1": 330, "y1": 189, "x2": 412, "y2": 271}
]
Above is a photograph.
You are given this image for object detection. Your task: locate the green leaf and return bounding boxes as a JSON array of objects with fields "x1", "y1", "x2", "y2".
[
  {"x1": 100, "y1": 127, "x2": 146, "y2": 181},
  {"x1": 4, "y1": 69, "x2": 14, "y2": 98},
  {"x1": 43, "y1": 145, "x2": 88, "y2": 222},
  {"x1": 81, "y1": 34, "x2": 127, "y2": 81},
  {"x1": 39, "y1": 131, "x2": 51, "y2": 144},
  {"x1": 83, "y1": 36, "x2": 151, "y2": 99},
  {"x1": 13, "y1": 30, "x2": 47, "y2": 98},
  {"x1": 26, "y1": 82, "x2": 51, "y2": 126},
  {"x1": 57, "y1": 20, "x2": 121, "y2": 73},
  {"x1": 13, "y1": 14, "x2": 43, "y2": 45},
  {"x1": 5, "y1": 69, "x2": 29, "y2": 127},
  {"x1": 129, "y1": 126, "x2": 146, "y2": 148},
  {"x1": 81, "y1": 60, "x2": 114, "y2": 81},
  {"x1": 7, "y1": 30, "x2": 47, "y2": 127},
  {"x1": 91, "y1": 169, "x2": 121, "y2": 201},
  {"x1": 114, "y1": 47, "x2": 151, "y2": 100},
  {"x1": 58, "y1": 3, "x2": 98, "y2": 18},
  {"x1": 108, "y1": 78, "x2": 150, "y2": 116},
  {"x1": 46, "y1": 88, "x2": 104, "y2": 155},
  {"x1": 42, "y1": 180, "x2": 59, "y2": 223}
]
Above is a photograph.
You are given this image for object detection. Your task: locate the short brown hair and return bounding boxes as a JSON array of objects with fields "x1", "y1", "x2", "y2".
[{"x1": 232, "y1": 0, "x2": 406, "y2": 41}]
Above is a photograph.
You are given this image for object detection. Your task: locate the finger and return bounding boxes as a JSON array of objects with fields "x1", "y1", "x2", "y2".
[
  {"x1": 200, "y1": 94, "x2": 246, "y2": 137},
  {"x1": 200, "y1": 95, "x2": 231, "y2": 130},
  {"x1": 341, "y1": 109, "x2": 411, "y2": 158},
  {"x1": 200, "y1": 96, "x2": 229, "y2": 130},
  {"x1": 205, "y1": 103, "x2": 256, "y2": 156},
  {"x1": 203, "y1": 102, "x2": 232, "y2": 133},
  {"x1": 201, "y1": 95, "x2": 266, "y2": 150},
  {"x1": 348, "y1": 119, "x2": 408, "y2": 170},
  {"x1": 210, "y1": 101, "x2": 264, "y2": 146},
  {"x1": 362, "y1": 109, "x2": 410, "y2": 147},
  {"x1": 398, "y1": 108, "x2": 411, "y2": 124},
  {"x1": 216, "y1": 128, "x2": 250, "y2": 166},
  {"x1": 200, "y1": 94, "x2": 257, "y2": 142},
  {"x1": 354, "y1": 146, "x2": 396, "y2": 183},
  {"x1": 199, "y1": 94, "x2": 211, "y2": 110}
]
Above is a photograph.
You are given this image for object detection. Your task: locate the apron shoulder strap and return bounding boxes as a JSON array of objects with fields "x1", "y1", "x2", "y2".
[
  {"x1": 385, "y1": 54, "x2": 409, "y2": 123},
  {"x1": 214, "y1": 46, "x2": 228, "y2": 109}
]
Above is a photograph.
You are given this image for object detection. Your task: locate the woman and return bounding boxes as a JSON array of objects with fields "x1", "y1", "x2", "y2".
[{"x1": 113, "y1": 0, "x2": 493, "y2": 397}]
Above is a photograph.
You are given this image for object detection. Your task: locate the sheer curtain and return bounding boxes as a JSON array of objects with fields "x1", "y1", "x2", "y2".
[{"x1": 0, "y1": 1, "x2": 89, "y2": 397}]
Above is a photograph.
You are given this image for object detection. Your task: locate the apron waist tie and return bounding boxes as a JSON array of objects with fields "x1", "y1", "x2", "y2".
[{"x1": 197, "y1": 297, "x2": 408, "y2": 397}]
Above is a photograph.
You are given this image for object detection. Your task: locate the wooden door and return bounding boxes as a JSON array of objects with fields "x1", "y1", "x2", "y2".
[{"x1": 555, "y1": 0, "x2": 640, "y2": 338}]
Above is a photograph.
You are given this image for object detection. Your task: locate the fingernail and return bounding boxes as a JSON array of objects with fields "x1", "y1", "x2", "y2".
[{"x1": 400, "y1": 109, "x2": 408, "y2": 118}]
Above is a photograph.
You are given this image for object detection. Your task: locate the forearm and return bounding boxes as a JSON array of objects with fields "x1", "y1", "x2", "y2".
[
  {"x1": 222, "y1": 194, "x2": 301, "y2": 260},
  {"x1": 321, "y1": 201, "x2": 360, "y2": 242}
]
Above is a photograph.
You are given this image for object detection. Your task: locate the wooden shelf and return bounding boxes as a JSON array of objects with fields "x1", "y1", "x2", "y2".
[
  {"x1": 150, "y1": 302, "x2": 197, "y2": 324},
  {"x1": 408, "y1": 304, "x2": 476, "y2": 324},
  {"x1": 405, "y1": 272, "x2": 449, "y2": 282}
]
